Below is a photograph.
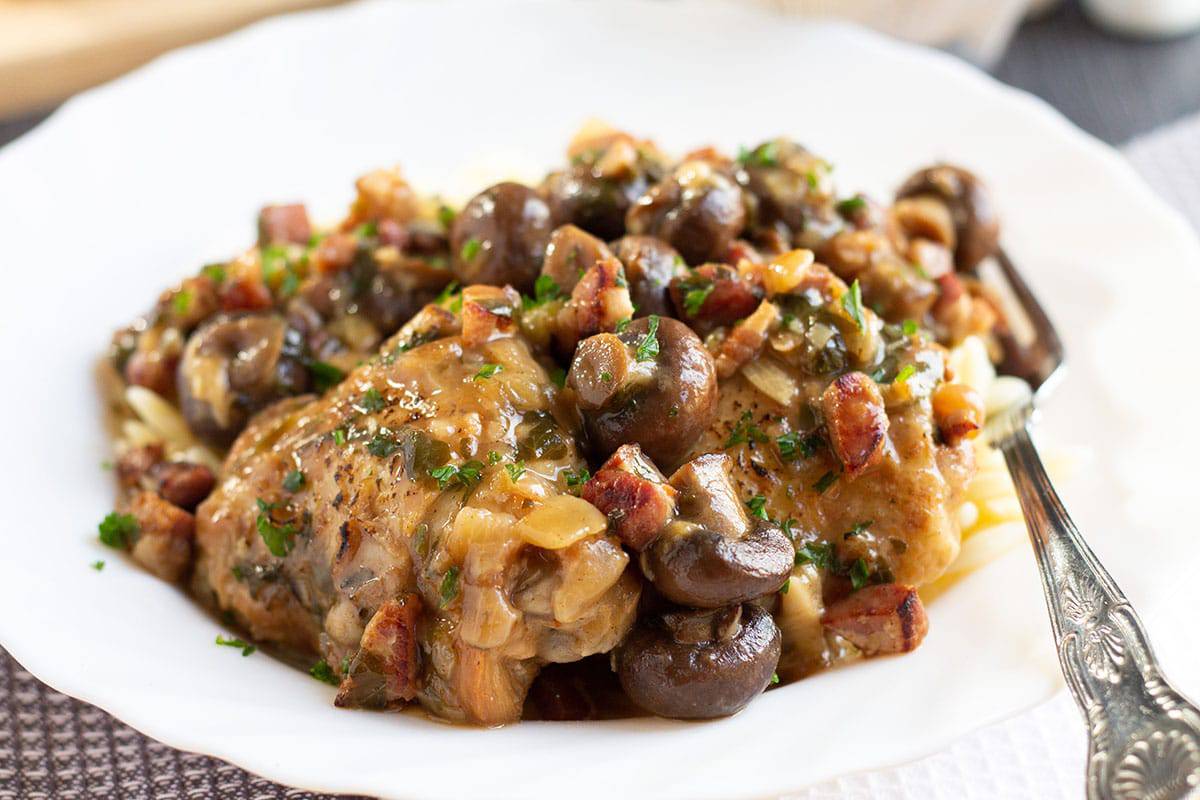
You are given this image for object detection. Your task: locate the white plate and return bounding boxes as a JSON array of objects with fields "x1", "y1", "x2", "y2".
[{"x1": 2, "y1": 2, "x2": 1199, "y2": 798}]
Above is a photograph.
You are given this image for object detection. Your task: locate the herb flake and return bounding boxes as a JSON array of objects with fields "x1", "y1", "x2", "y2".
[
  {"x1": 215, "y1": 635, "x2": 256, "y2": 657},
  {"x1": 98, "y1": 512, "x2": 138, "y2": 549}
]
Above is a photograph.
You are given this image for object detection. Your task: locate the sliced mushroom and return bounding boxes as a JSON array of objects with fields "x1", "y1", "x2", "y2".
[
  {"x1": 450, "y1": 182, "x2": 552, "y2": 292},
  {"x1": 895, "y1": 165, "x2": 1000, "y2": 271},
  {"x1": 668, "y1": 453, "x2": 750, "y2": 539},
  {"x1": 617, "y1": 603, "x2": 781, "y2": 719},
  {"x1": 643, "y1": 519, "x2": 793, "y2": 608},
  {"x1": 566, "y1": 316, "x2": 717, "y2": 469},
  {"x1": 735, "y1": 138, "x2": 836, "y2": 238},
  {"x1": 626, "y1": 159, "x2": 747, "y2": 265},
  {"x1": 176, "y1": 314, "x2": 305, "y2": 446}
]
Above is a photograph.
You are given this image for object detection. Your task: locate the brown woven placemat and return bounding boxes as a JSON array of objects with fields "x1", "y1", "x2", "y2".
[{"x1": 0, "y1": 648, "x2": 363, "y2": 799}]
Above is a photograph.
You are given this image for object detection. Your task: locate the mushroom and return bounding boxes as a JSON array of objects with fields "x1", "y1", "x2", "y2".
[
  {"x1": 176, "y1": 314, "x2": 306, "y2": 446},
  {"x1": 895, "y1": 165, "x2": 1000, "y2": 271},
  {"x1": 735, "y1": 138, "x2": 837, "y2": 239},
  {"x1": 642, "y1": 519, "x2": 794, "y2": 608},
  {"x1": 566, "y1": 316, "x2": 717, "y2": 469},
  {"x1": 610, "y1": 235, "x2": 689, "y2": 318},
  {"x1": 540, "y1": 224, "x2": 614, "y2": 296},
  {"x1": 450, "y1": 182, "x2": 552, "y2": 292},
  {"x1": 626, "y1": 159, "x2": 747, "y2": 265},
  {"x1": 617, "y1": 603, "x2": 781, "y2": 719}
]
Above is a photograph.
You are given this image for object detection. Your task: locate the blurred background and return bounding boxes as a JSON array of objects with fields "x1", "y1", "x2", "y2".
[{"x1": 1, "y1": 0, "x2": 1199, "y2": 150}]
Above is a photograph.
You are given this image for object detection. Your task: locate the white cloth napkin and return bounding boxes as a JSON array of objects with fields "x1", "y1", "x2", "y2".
[{"x1": 789, "y1": 110, "x2": 1200, "y2": 799}]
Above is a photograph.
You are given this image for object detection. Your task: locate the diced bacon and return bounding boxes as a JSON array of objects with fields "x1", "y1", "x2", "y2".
[
  {"x1": 128, "y1": 490, "x2": 195, "y2": 582},
  {"x1": 461, "y1": 285, "x2": 520, "y2": 348},
  {"x1": 218, "y1": 273, "x2": 273, "y2": 312},
  {"x1": 714, "y1": 300, "x2": 781, "y2": 379},
  {"x1": 669, "y1": 263, "x2": 761, "y2": 329},
  {"x1": 257, "y1": 204, "x2": 312, "y2": 246},
  {"x1": 311, "y1": 232, "x2": 359, "y2": 274},
  {"x1": 821, "y1": 583, "x2": 928, "y2": 655},
  {"x1": 336, "y1": 594, "x2": 423, "y2": 708},
  {"x1": 347, "y1": 167, "x2": 420, "y2": 227},
  {"x1": 555, "y1": 256, "x2": 634, "y2": 351},
  {"x1": 820, "y1": 371, "x2": 889, "y2": 479},
  {"x1": 582, "y1": 445, "x2": 677, "y2": 551}
]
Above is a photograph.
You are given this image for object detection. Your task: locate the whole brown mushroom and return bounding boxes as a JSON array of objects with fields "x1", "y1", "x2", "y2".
[
  {"x1": 566, "y1": 316, "x2": 717, "y2": 469},
  {"x1": 176, "y1": 314, "x2": 308, "y2": 446},
  {"x1": 610, "y1": 235, "x2": 688, "y2": 318},
  {"x1": 450, "y1": 182, "x2": 552, "y2": 293},
  {"x1": 895, "y1": 164, "x2": 1000, "y2": 271},
  {"x1": 626, "y1": 160, "x2": 747, "y2": 265},
  {"x1": 617, "y1": 603, "x2": 781, "y2": 719}
]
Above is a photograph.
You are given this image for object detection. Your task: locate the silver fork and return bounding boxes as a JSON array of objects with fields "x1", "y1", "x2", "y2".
[{"x1": 981, "y1": 249, "x2": 1200, "y2": 799}]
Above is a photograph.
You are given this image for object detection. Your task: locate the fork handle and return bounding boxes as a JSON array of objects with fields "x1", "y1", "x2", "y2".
[{"x1": 1000, "y1": 422, "x2": 1200, "y2": 799}]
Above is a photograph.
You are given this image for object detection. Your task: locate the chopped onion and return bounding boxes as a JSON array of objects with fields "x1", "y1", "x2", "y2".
[{"x1": 742, "y1": 359, "x2": 799, "y2": 407}]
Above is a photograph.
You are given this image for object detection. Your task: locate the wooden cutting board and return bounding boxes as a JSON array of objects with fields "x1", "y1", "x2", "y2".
[{"x1": 0, "y1": 0, "x2": 344, "y2": 118}]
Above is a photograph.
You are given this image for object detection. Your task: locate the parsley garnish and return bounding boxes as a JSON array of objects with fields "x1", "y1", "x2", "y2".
[
  {"x1": 725, "y1": 410, "x2": 769, "y2": 449},
  {"x1": 683, "y1": 282, "x2": 714, "y2": 316},
  {"x1": 736, "y1": 141, "x2": 778, "y2": 167},
  {"x1": 534, "y1": 274, "x2": 564, "y2": 304},
  {"x1": 842, "y1": 279, "x2": 865, "y2": 331},
  {"x1": 902, "y1": 319, "x2": 919, "y2": 336},
  {"x1": 172, "y1": 289, "x2": 192, "y2": 316},
  {"x1": 549, "y1": 367, "x2": 566, "y2": 389},
  {"x1": 437, "y1": 205, "x2": 455, "y2": 230},
  {"x1": 366, "y1": 434, "x2": 399, "y2": 458},
  {"x1": 282, "y1": 470, "x2": 306, "y2": 492},
  {"x1": 836, "y1": 196, "x2": 867, "y2": 217},
  {"x1": 844, "y1": 520, "x2": 873, "y2": 539},
  {"x1": 563, "y1": 467, "x2": 590, "y2": 494},
  {"x1": 309, "y1": 659, "x2": 339, "y2": 686},
  {"x1": 795, "y1": 541, "x2": 835, "y2": 570},
  {"x1": 614, "y1": 317, "x2": 631, "y2": 333},
  {"x1": 474, "y1": 363, "x2": 502, "y2": 380},
  {"x1": 201, "y1": 263, "x2": 227, "y2": 284},
  {"x1": 435, "y1": 280, "x2": 460, "y2": 305},
  {"x1": 849, "y1": 558, "x2": 871, "y2": 590},
  {"x1": 812, "y1": 471, "x2": 838, "y2": 493},
  {"x1": 745, "y1": 495, "x2": 769, "y2": 520},
  {"x1": 360, "y1": 387, "x2": 385, "y2": 413},
  {"x1": 215, "y1": 635, "x2": 256, "y2": 657},
  {"x1": 255, "y1": 499, "x2": 297, "y2": 557},
  {"x1": 428, "y1": 460, "x2": 485, "y2": 490},
  {"x1": 332, "y1": 428, "x2": 347, "y2": 447},
  {"x1": 487, "y1": 450, "x2": 502, "y2": 465},
  {"x1": 771, "y1": 672, "x2": 781, "y2": 685},
  {"x1": 98, "y1": 512, "x2": 138, "y2": 548},
  {"x1": 504, "y1": 461, "x2": 526, "y2": 482},
  {"x1": 353, "y1": 221, "x2": 378, "y2": 239},
  {"x1": 600, "y1": 371, "x2": 613, "y2": 383},
  {"x1": 307, "y1": 360, "x2": 345, "y2": 392},
  {"x1": 460, "y1": 237, "x2": 482, "y2": 261},
  {"x1": 91, "y1": 560, "x2": 105, "y2": 571},
  {"x1": 635, "y1": 315, "x2": 661, "y2": 362},
  {"x1": 776, "y1": 431, "x2": 822, "y2": 461},
  {"x1": 894, "y1": 364, "x2": 917, "y2": 384},
  {"x1": 439, "y1": 566, "x2": 460, "y2": 608}
]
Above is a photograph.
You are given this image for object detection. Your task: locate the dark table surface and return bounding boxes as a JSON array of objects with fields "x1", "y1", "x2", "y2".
[{"x1": 2, "y1": 2, "x2": 1198, "y2": 798}]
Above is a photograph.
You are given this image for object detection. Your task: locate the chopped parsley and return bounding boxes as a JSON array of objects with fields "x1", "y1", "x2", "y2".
[
  {"x1": 439, "y1": 566, "x2": 460, "y2": 608},
  {"x1": 902, "y1": 319, "x2": 919, "y2": 336},
  {"x1": 841, "y1": 279, "x2": 865, "y2": 331},
  {"x1": 366, "y1": 434, "x2": 399, "y2": 458},
  {"x1": 90, "y1": 560, "x2": 105, "y2": 571},
  {"x1": 307, "y1": 360, "x2": 346, "y2": 392},
  {"x1": 776, "y1": 431, "x2": 822, "y2": 461},
  {"x1": 360, "y1": 387, "x2": 385, "y2": 413},
  {"x1": 725, "y1": 410, "x2": 769, "y2": 448},
  {"x1": 600, "y1": 371, "x2": 613, "y2": 383},
  {"x1": 835, "y1": 196, "x2": 867, "y2": 217},
  {"x1": 745, "y1": 495, "x2": 769, "y2": 520},
  {"x1": 736, "y1": 141, "x2": 778, "y2": 167},
  {"x1": 635, "y1": 315, "x2": 660, "y2": 362},
  {"x1": 812, "y1": 470, "x2": 838, "y2": 493},
  {"x1": 201, "y1": 263, "x2": 227, "y2": 284},
  {"x1": 683, "y1": 282, "x2": 714, "y2": 316},
  {"x1": 354, "y1": 221, "x2": 379, "y2": 239},
  {"x1": 771, "y1": 672, "x2": 781, "y2": 685},
  {"x1": 563, "y1": 467, "x2": 590, "y2": 493},
  {"x1": 435, "y1": 280, "x2": 460, "y2": 306},
  {"x1": 474, "y1": 363, "x2": 503, "y2": 380},
  {"x1": 549, "y1": 367, "x2": 567, "y2": 389},
  {"x1": 533, "y1": 274, "x2": 565, "y2": 305},
  {"x1": 428, "y1": 460, "x2": 484, "y2": 490},
  {"x1": 172, "y1": 289, "x2": 192, "y2": 316},
  {"x1": 487, "y1": 450, "x2": 502, "y2": 465},
  {"x1": 282, "y1": 470, "x2": 306, "y2": 493},
  {"x1": 894, "y1": 364, "x2": 917, "y2": 384},
  {"x1": 437, "y1": 205, "x2": 456, "y2": 230},
  {"x1": 332, "y1": 428, "x2": 347, "y2": 447},
  {"x1": 460, "y1": 237, "x2": 482, "y2": 261},
  {"x1": 849, "y1": 558, "x2": 871, "y2": 590},
  {"x1": 309, "y1": 659, "x2": 339, "y2": 686},
  {"x1": 614, "y1": 317, "x2": 632, "y2": 333},
  {"x1": 255, "y1": 499, "x2": 297, "y2": 558},
  {"x1": 504, "y1": 461, "x2": 526, "y2": 482},
  {"x1": 98, "y1": 512, "x2": 138, "y2": 548},
  {"x1": 844, "y1": 520, "x2": 873, "y2": 539},
  {"x1": 215, "y1": 635, "x2": 256, "y2": 657},
  {"x1": 794, "y1": 541, "x2": 836, "y2": 570}
]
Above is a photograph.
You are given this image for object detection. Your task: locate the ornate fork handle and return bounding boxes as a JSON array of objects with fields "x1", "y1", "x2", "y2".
[{"x1": 999, "y1": 419, "x2": 1200, "y2": 799}]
